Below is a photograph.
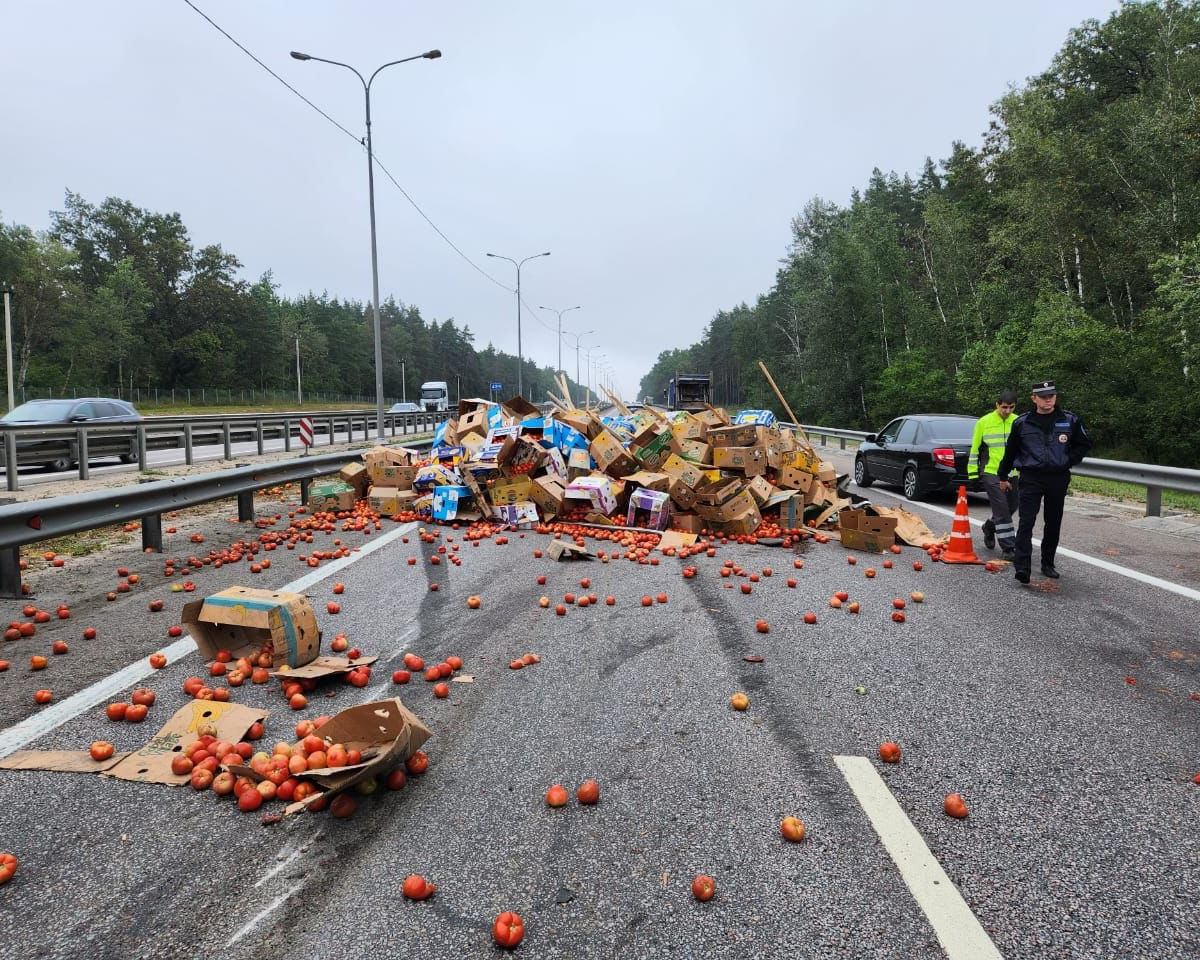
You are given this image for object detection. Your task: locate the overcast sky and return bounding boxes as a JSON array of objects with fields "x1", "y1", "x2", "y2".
[{"x1": 2, "y1": 1, "x2": 1116, "y2": 398}]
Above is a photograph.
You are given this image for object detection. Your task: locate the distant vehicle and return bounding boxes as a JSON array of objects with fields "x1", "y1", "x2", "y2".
[
  {"x1": 666, "y1": 373, "x2": 712, "y2": 412},
  {"x1": 388, "y1": 402, "x2": 421, "y2": 414},
  {"x1": 419, "y1": 381, "x2": 449, "y2": 412},
  {"x1": 853, "y1": 414, "x2": 979, "y2": 500},
  {"x1": 0, "y1": 397, "x2": 143, "y2": 471}
]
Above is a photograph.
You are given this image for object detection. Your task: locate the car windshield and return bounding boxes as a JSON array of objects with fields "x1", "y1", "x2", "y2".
[
  {"x1": 926, "y1": 418, "x2": 976, "y2": 442},
  {"x1": 1, "y1": 400, "x2": 76, "y2": 423}
]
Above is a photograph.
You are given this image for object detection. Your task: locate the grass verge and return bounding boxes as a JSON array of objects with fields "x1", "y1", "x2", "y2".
[{"x1": 1069, "y1": 475, "x2": 1200, "y2": 514}]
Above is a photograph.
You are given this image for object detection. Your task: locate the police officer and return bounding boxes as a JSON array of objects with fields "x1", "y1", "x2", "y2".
[
  {"x1": 996, "y1": 381, "x2": 1092, "y2": 584},
  {"x1": 968, "y1": 389, "x2": 1019, "y2": 559}
]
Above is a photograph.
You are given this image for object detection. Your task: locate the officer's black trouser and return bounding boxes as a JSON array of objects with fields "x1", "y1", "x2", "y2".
[{"x1": 1014, "y1": 469, "x2": 1070, "y2": 573}]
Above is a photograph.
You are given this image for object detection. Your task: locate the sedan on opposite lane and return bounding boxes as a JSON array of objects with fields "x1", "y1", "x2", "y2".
[
  {"x1": 0, "y1": 397, "x2": 143, "y2": 471},
  {"x1": 853, "y1": 413, "x2": 978, "y2": 499}
]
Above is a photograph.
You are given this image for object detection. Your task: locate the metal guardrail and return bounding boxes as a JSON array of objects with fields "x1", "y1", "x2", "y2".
[
  {"x1": 794, "y1": 423, "x2": 1199, "y2": 517},
  {"x1": 0, "y1": 408, "x2": 451, "y2": 492},
  {"x1": 0, "y1": 440, "x2": 434, "y2": 599}
]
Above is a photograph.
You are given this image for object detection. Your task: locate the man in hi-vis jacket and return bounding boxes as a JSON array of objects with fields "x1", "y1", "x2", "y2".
[{"x1": 968, "y1": 389, "x2": 1019, "y2": 560}]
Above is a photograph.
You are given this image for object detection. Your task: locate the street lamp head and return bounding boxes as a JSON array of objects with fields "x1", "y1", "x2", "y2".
[
  {"x1": 290, "y1": 51, "x2": 312, "y2": 61},
  {"x1": 541, "y1": 251, "x2": 551, "y2": 257},
  {"x1": 423, "y1": 49, "x2": 442, "y2": 59}
]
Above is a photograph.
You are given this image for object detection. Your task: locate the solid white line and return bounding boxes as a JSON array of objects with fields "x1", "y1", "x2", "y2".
[
  {"x1": 864, "y1": 486, "x2": 1200, "y2": 603},
  {"x1": 0, "y1": 520, "x2": 419, "y2": 760},
  {"x1": 255, "y1": 841, "x2": 309, "y2": 888},
  {"x1": 834, "y1": 755, "x2": 1004, "y2": 960}
]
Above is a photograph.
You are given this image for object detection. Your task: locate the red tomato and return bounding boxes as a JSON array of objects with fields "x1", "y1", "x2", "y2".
[
  {"x1": 692, "y1": 874, "x2": 716, "y2": 902},
  {"x1": 493, "y1": 911, "x2": 525, "y2": 949},
  {"x1": 402, "y1": 874, "x2": 435, "y2": 900},
  {"x1": 0, "y1": 852, "x2": 18, "y2": 885},
  {"x1": 131, "y1": 688, "x2": 156, "y2": 706},
  {"x1": 90, "y1": 741, "x2": 115, "y2": 762}
]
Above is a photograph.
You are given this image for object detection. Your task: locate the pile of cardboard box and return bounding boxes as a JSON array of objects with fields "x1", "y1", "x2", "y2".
[{"x1": 343, "y1": 397, "x2": 842, "y2": 540}]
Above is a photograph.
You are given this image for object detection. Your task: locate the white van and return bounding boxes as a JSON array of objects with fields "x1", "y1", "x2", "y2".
[{"x1": 419, "y1": 381, "x2": 450, "y2": 412}]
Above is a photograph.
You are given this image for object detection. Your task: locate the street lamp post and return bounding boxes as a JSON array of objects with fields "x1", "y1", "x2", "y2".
[
  {"x1": 295, "y1": 336, "x2": 302, "y2": 405},
  {"x1": 487, "y1": 251, "x2": 549, "y2": 398},
  {"x1": 562, "y1": 330, "x2": 594, "y2": 397},
  {"x1": 291, "y1": 47, "x2": 441, "y2": 439},
  {"x1": 1, "y1": 286, "x2": 14, "y2": 411},
  {"x1": 585, "y1": 349, "x2": 605, "y2": 408},
  {"x1": 538, "y1": 304, "x2": 581, "y2": 377}
]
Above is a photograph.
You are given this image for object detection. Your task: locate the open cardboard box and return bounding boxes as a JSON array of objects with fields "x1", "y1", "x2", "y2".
[
  {"x1": 182, "y1": 586, "x2": 321, "y2": 669},
  {"x1": 838, "y1": 507, "x2": 899, "y2": 552}
]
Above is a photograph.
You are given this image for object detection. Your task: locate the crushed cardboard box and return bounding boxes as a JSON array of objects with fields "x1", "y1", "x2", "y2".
[{"x1": 182, "y1": 586, "x2": 321, "y2": 669}]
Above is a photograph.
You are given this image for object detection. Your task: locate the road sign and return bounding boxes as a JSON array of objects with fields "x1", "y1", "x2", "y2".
[
  {"x1": 299, "y1": 417, "x2": 313, "y2": 448},
  {"x1": 490, "y1": 382, "x2": 503, "y2": 392}
]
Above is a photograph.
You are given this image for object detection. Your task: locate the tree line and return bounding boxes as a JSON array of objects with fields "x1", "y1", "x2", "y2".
[
  {"x1": 0, "y1": 192, "x2": 581, "y2": 409},
  {"x1": 639, "y1": 0, "x2": 1200, "y2": 466}
]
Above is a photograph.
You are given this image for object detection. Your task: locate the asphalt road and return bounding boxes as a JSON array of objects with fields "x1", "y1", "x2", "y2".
[{"x1": 0, "y1": 478, "x2": 1196, "y2": 959}]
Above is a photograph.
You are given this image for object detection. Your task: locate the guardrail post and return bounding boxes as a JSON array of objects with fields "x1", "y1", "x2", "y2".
[
  {"x1": 223, "y1": 421, "x2": 232, "y2": 460},
  {"x1": 0, "y1": 547, "x2": 20, "y2": 599},
  {"x1": 141, "y1": 512, "x2": 163, "y2": 552},
  {"x1": 237, "y1": 491, "x2": 254, "y2": 522},
  {"x1": 255, "y1": 419, "x2": 264, "y2": 456},
  {"x1": 77, "y1": 428, "x2": 90, "y2": 480},
  {"x1": 840, "y1": 437, "x2": 846, "y2": 451},
  {"x1": 327, "y1": 417, "x2": 334, "y2": 447},
  {"x1": 3, "y1": 432, "x2": 17, "y2": 492},
  {"x1": 300, "y1": 477, "x2": 310, "y2": 505},
  {"x1": 283, "y1": 418, "x2": 291, "y2": 453},
  {"x1": 137, "y1": 424, "x2": 148, "y2": 469},
  {"x1": 363, "y1": 415, "x2": 369, "y2": 443},
  {"x1": 184, "y1": 422, "x2": 194, "y2": 465},
  {"x1": 1146, "y1": 486, "x2": 1162, "y2": 517}
]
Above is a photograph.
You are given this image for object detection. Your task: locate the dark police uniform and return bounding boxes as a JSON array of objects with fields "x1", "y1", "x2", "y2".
[{"x1": 996, "y1": 382, "x2": 1092, "y2": 582}]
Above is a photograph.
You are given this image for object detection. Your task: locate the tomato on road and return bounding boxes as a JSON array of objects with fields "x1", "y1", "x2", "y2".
[{"x1": 493, "y1": 911, "x2": 524, "y2": 949}]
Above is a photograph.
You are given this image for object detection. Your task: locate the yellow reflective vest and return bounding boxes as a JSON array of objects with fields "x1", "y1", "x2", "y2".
[{"x1": 968, "y1": 410, "x2": 1016, "y2": 479}]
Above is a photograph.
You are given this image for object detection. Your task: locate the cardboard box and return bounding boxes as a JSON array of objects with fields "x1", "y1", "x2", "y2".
[
  {"x1": 565, "y1": 476, "x2": 618, "y2": 514},
  {"x1": 624, "y1": 470, "x2": 670, "y2": 492},
  {"x1": 338, "y1": 462, "x2": 370, "y2": 499},
  {"x1": 589, "y1": 429, "x2": 637, "y2": 477},
  {"x1": 500, "y1": 395, "x2": 541, "y2": 424},
  {"x1": 695, "y1": 408, "x2": 731, "y2": 429},
  {"x1": 270, "y1": 655, "x2": 377, "y2": 687},
  {"x1": 369, "y1": 485, "x2": 405, "y2": 515},
  {"x1": 668, "y1": 478, "x2": 698, "y2": 511},
  {"x1": 182, "y1": 586, "x2": 321, "y2": 669},
  {"x1": 670, "y1": 512, "x2": 707, "y2": 534},
  {"x1": 778, "y1": 464, "x2": 816, "y2": 492},
  {"x1": 414, "y1": 463, "x2": 463, "y2": 490},
  {"x1": 309, "y1": 480, "x2": 356, "y2": 512},
  {"x1": 662, "y1": 453, "x2": 705, "y2": 490},
  {"x1": 547, "y1": 539, "x2": 591, "y2": 561},
  {"x1": 670, "y1": 413, "x2": 707, "y2": 442},
  {"x1": 568, "y1": 448, "x2": 595, "y2": 480},
  {"x1": 626, "y1": 488, "x2": 671, "y2": 530},
  {"x1": 694, "y1": 476, "x2": 744, "y2": 508},
  {"x1": 364, "y1": 446, "x2": 416, "y2": 485},
  {"x1": 541, "y1": 446, "x2": 568, "y2": 481},
  {"x1": 712, "y1": 445, "x2": 768, "y2": 476},
  {"x1": 838, "y1": 508, "x2": 898, "y2": 553},
  {"x1": 629, "y1": 424, "x2": 680, "y2": 471},
  {"x1": 746, "y1": 475, "x2": 775, "y2": 504},
  {"x1": 456, "y1": 404, "x2": 490, "y2": 438},
  {"x1": 765, "y1": 491, "x2": 806, "y2": 529},
  {"x1": 677, "y1": 440, "x2": 713, "y2": 465},
  {"x1": 555, "y1": 409, "x2": 594, "y2": 439},
  {"x1": 490, "y1": 501, "x2": 539, "y2": 525},
  {"x1": 432, "y1": 485, "x2": 474, "y2": 521},
  {"x1": 395, "y1": 489, "x2": 418, "y2": 512},
  {"x1": 488, "y1": 475, "x2": 533, "y2": 506},
  {"x1": 713, "y1": 500, "x2": 762, "y2": 536},
  {"x1": 734, "y1": 409, "x2": 778, "y2": 426},
  {"x1": 707, "y1": 424, "x2": 760, "y2": 448},
  {"x1": 528, "y1": 476, "x2": 566, "y2": 517},
  {"x1": 284, "y1": 697, "x2": 431, "y2": 812}
]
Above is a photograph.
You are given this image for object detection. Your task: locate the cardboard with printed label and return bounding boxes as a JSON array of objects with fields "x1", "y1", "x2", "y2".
[
  {"x1": 490, "y1": 501, "x2": 540, "y2": 525},
  {"x1": 432, "y1": 485, "x2": 473, "y2": 521},
  {"x1": 565, "y1": 475, "x2": 618, "y2": 514},
  {"x1": 629, "y1": 424, "x2": 680, "y2": 471},
  {"x1": 712, "y1": 445, "x2": 768, "y2": 476},
  {"x1": 668, "y1": 477, "x2": 698, "y2": 511},
  {"x1": 677, "y1": 439, "x2": 713, "y2": 465},
  {"x1": 568, "y1": 448, "x2": 595, "y2": 480},
  {"x1": 695, "y1": 408, "x2": 731, "y2": 429},
  {"x1": 589, "y1": 428, "x2": 637, "y2": 477},
  {"x1": 778, "y1": 463, "x2": 816, "y2": 493},
  {"x1": 713, "y1": 500, "x2": 762, "y2": 536},
  {"x1": 707, "y1": 424, "x2": 760, "y2": 448},
  {"x1": 182, "y1": 586, "x2": 321, "y2": 669},
  {"x1": 838, "y1": 507, "x2": 898, "y2": 553},
  {"x1": 529, "y1": 476, "x2": 566, "y2": 517},
  {"x1": 745, "y1": 475, "x2": 774, "y2": 504},
  {"x1": 623, "y1": 470, "x2": 670, "y2": 492},
  {"x1": 369, "y1": 486, "x2": 405, "y2": 515},
  {"x1": 626, "y1": 488, "x2": 671, "y2": 530},
  {"x1": 662, "y1": 453, "x2": 705, "y2": 489},
  {"x1": 694, "y1": 476, "x2": 743, "y2": 508},
  {"x1": 670, "y1": 413, "x2": 707, "y2": 442},
  {"x1": 765, "y1": 491, "x2": 806, "y2": 529},
  {"x1": 309, "y1": 480, "x2": 356, "y2": 512},
  {"x1": 488, "y1": 475, "x2": 533, "y2": 506}
]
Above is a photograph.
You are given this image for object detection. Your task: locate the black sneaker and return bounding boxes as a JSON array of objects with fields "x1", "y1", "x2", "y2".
[
  {"x1": 1015, "y1": 569, "x2": 1030, "y2": 584},
  {"x1": 982, "y1": 519, "x2": 996, "y2": 550},
  {"x1": 1041, "y1": 565, "x2": 1060, "y2": 579}
]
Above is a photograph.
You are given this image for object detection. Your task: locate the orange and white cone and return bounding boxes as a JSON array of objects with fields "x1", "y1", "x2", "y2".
[{"x1": 941, "y1": 485, "x2": 980, "y2": 564}]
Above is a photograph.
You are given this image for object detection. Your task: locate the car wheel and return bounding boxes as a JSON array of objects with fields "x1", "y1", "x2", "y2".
[
  {"x1": 903, "y1": 466, "x2": 923, "y2": 501},
  {"x1": 853, "y1": 457, "x2": 874, "y2": 488},
  {"x1": 47, "y1": 456, "x2": 77, "y2": 472}
]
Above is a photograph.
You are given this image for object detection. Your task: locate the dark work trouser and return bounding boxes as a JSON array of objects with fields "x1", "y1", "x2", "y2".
[
  {"x1": 1014, "y1": 470, "x2": 1070, "y2": 573},
  {"x1": 981, "y1": 473, "x2": 1019, "y2": 551}
]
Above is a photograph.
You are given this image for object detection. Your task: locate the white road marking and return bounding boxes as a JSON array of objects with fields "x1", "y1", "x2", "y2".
[
  {"x1": 863, "y1": 486, "x2": 1200, "y2": 603},
  {"x1": 834, "y1": 755, "x2": 1004, "y2": 960},
  {"x1": 0, "y1": 520, "x2": 419, "y2": 760},
  {"x1": 255, "y1": 836, "x2": 316, "y2": 888},
  {"x1": 225, "y1": 888, "x2": 299, "y2": 946}
]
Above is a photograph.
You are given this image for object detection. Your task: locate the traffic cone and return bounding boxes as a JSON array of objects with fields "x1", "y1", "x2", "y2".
[{"x1": 941, "y1": 485, "x2": 980, "y2": 564}]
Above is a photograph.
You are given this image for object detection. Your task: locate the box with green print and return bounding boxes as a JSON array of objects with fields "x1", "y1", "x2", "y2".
[{"x1": 181, "y1": 586, "x2": 322, "y2": 669}]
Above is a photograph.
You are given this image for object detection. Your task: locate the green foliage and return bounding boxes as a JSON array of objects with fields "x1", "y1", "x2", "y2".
[{"x1": 638, "y1": 0, "x2": 1200, "y2": 466}]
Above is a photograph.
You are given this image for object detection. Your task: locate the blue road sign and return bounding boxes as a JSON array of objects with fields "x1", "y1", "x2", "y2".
[{"x1": 490, "y1": 382, "x2": 503, "y2": 392}]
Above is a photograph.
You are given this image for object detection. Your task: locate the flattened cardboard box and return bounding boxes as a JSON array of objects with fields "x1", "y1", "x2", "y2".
[
  {"x1": 0, "y1": 700, "x2": 268, "y2": 784},
  {"x1": 548, "y1": 539, "x2": 592, "y2": 561},
  {"x1": 270, "y1": 655, "x2": 377, "y2": 685},
  {"x1": 182, "y1": 586, "x2": 321, "y2": 669},
  {"x1": 284, "y1": 698, "x2": 432, "y2": 814}
]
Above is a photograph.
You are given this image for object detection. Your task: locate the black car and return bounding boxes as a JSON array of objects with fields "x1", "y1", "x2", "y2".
[
  {"x1": 0, "y1": 397, "x2": 143, "y2": 471},
  {"x1": 853, "y1": 414, "x2": 978, "y2": 500}
]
